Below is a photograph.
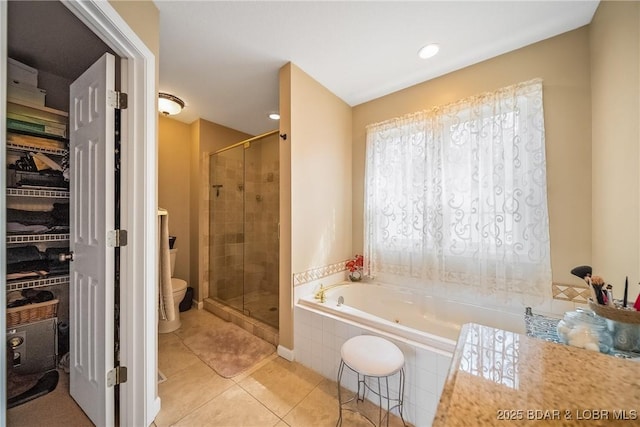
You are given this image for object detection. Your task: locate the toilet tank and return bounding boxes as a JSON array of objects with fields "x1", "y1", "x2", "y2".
[{"x1": 169, "y1": 249, "x2": 177, "y2": 277}]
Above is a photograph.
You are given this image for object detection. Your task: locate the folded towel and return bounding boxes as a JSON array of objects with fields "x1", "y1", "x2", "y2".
[{"x1": 158, "y1": 210, "x2": 175, "y2": 322}]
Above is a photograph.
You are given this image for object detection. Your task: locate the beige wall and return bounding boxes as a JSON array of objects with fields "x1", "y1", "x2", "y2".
[
  {"x1": 158, "y1": 115, "x2": 191, "y2": 281},
  {"x1": 590, "y1": 1, "x2": 640, "y2": 296},
  {"x1": 352, "y1": 27, "x2": 593, "y2": 288},
  {"x1": 279, "y1": 64, "x2": 293, "y2": 350},
  {"x1": 279, "y1": 63, "x2": 353, "y2": 349},
  {"x1": 189, "y1": 120, "x2": 201, "y2": 297},
  {"x1": 289, "y1": 64, "x2": 354, "y2": 273},
  {"x1": 109, "y1": 1, "x2": 159, "y2": 60}
]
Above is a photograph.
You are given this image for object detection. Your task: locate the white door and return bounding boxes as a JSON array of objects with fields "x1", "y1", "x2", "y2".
[{"x1": 69, "y1": 52, "x2": 116, "y2": 427}]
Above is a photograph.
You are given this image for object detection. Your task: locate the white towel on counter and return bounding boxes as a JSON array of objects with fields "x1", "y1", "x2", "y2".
[{"x1": 158, "y1": 208, "x2": 175, "y2": 322}]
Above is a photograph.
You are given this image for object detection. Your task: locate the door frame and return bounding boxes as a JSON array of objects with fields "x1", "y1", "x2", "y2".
[{"x1": 0, "y1": 1, "x2": 159, "y2": 426}]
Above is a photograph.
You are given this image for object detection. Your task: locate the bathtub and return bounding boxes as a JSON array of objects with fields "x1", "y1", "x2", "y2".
[
  {"x1": 295, "y1": 280, "x2": 527, "y2": 425},
  {"x1": 297, "y1": 282, "x2": 457, "y2": 353},
  {"x1": 297, "y1": 281, "x2": 527, "y2": 354}
]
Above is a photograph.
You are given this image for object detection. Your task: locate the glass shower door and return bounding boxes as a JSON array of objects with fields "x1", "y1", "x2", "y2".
[
  {"x1": 208, "y1": 133, "x2": 279, "y2": 329},
  {"x1": 209, "y1": 145, "x2": 245, "y2": 313},
  {"x1": 242, "y1": 136, "x2": 279, "y2": 328}
]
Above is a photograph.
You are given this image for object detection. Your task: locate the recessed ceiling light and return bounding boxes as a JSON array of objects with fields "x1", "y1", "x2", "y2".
[
  {"x1": 418, "y1": 43, "x2": 440, "y2": 59},
  {"x1": 269, "y1": 113, "x2": 280, "y2": 120}
]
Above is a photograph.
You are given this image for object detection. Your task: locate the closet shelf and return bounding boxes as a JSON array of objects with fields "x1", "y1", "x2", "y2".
[
  {"x1": 6, "y1": 275, "x2": 69, "y2": 292},
  {"x1": 7, "y1": 142, "x2": 67, "y2": 156},
  {"x1": 8, "y1": 98, "x2": 69, "y2": 117},
  {"x1": 7, "y1": 233, "x2": 70, "y2": 244},
  {"x1": 6, "y1": 126, "x2": 68, "y2": 143},
  {"x1": 7, "y1": 188, "x2": 69, "y2": 198}
]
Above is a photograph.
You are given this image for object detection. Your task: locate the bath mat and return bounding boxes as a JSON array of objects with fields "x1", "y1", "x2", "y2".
[
  {"x1": 8, "y1": 370, "x2": 59, "y2": 408},
  {"x1": 7, "y1": 370, "x2": 42, "y2": 400},
  {"x1": 182, "y1": 322, "x2": 275, "y2": 378}
]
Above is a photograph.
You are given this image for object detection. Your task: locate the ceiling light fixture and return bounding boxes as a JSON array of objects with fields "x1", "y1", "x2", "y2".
[
  {"x1": 418, "y1": 43, "x2": 440, "y2": 59},
  {"x1": 269, "y1": 113, "x2": 280, "y2": 120},
  {"x1": 158, "y1": 92, "x2": 185, "y2": 116}
]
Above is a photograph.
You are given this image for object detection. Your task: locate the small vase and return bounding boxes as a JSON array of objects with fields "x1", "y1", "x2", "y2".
[{"x1": 348, "y1": 270, "x2": 362, "y2": 282}]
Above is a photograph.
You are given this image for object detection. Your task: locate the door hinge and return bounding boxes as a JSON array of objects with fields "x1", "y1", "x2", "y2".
[
  {"x1": 107, "y1": 229, "x2": 128, "y2": 247},
  {"x1": 108, "y1": 90, "x2": 128, "y2": 110},
  {"x1": 107, "y1": 366, "x2": 128, "y2": 387}
]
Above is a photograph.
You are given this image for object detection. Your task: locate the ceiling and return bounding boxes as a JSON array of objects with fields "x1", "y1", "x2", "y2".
[
  {"x1": 7, "y1": 2, "x2": 113, "y2": 82},
  {"x1": 156, "y1": 0, "x2": 599, "y2": 135},
  {"x1": 7, "y1": 1, "x2": 600, "y2": 137}
]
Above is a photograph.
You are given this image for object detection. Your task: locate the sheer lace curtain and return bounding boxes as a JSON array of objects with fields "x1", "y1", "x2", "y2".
[{"x1": 364, "y1": 79, "x2": 551, "y2": 304}]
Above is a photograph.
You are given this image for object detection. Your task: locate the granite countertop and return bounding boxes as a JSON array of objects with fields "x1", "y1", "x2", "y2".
[{"x1": 433, "y1": 323, "x2": 640, "y2": 426}]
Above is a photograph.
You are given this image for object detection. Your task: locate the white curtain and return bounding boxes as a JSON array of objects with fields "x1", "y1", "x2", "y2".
[{"x1": 364, "y1": 79, "x2": 551, "y2": 303}]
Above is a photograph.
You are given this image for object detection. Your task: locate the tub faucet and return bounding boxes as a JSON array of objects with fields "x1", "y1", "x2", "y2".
[
  {"x1": 314, "y1": 285, "x2": 326, "y2": 303},
  {"x1": 337, "y1": 296, "x2": 344, "y2": 307},
  {"x1": 313, "y1": 282, "x2": 351, "y2": 304}
]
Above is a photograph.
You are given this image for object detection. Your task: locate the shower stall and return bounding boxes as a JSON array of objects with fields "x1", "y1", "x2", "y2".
[{"x1": 208, "y1": 131, "x2": 280, "y2": 329}]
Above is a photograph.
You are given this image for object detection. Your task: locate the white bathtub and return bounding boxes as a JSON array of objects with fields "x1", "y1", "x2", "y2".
[
  {"x1": 295, "y1": 280, "x2": 528, "y2": 425},
  {"x1": 297, "y1": 281, "x2": 527, "y2": 354}
]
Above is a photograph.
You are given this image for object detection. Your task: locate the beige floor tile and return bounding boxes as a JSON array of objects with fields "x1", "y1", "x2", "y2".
[
  {"x1": 174, "y1": 384, "x2": 281, "y2": 427},
  {"x1": 284, "y1": 379, "x2": 409, "y2": 427},
  {"x1": 238, "y1": 357, "x2": 325, "y2": 418},
  {"x1": 158, "y1": 332, "x2": 203, "y2": 378},
  {"x1": 174, "y1": 308, "x2": 228, "y2": 341},
  {"x1": 154, "y1": 359, "x2": 234, "y2": 427},
  {"x1": 274, "y1": 421, "x2": 290, "y2": 427},
  {"x1": 282, "y1": 379, "x2": 342, "y2": 427},
  {"x1": 231, "y1": 352, "x2": 279, "y2": 383}
]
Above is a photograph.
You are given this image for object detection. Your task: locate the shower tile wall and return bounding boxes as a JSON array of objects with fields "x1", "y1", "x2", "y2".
[
  {"x1": 208, "y1": 137, "x2": 279, "y2": 325},
  {"x1": 245, "y1": 141, "x2": 279, "y2": 298},
  {"x1": 210, "y1": 151, "x2": 245, "y2": 303},
  {"x1": 201, "y1": 152, "x2": 212, "y2": 304}
]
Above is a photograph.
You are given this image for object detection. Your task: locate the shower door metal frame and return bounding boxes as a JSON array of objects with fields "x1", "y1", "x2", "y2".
[{"x1": 208, "y1": 130, "x2": 280, "y2": 329}]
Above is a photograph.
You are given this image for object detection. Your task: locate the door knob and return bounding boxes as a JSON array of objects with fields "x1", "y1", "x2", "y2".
[{"x1": 58, "y1": 251, "x2": 74, "y2": 262}]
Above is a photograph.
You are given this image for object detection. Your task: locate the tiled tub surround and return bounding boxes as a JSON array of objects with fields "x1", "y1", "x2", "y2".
[
  {"x1": 299, "y1": 282, "x2": 532, "y2": 341},
  {"x1": 293, "y1": 275, "x2": 454, "y2": 426},
  {"x1": 294, "y1": 305, "x2": 453, "y2": 426}
]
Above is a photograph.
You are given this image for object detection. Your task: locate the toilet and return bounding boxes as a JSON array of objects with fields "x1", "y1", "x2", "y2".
[{"x1": 158, "y1": 248, "x2": 188, "y2": 334}]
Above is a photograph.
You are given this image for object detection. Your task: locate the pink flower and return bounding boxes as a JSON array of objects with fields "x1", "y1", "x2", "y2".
[{"x1": 346, "y1": 254, "x2": 363, "y2": 272}]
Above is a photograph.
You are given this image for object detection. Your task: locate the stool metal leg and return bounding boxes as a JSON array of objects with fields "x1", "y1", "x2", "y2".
[
  {"x1": 377, "y1": 377, "x2": 383, "y2": 427},
  {"x1": 357, "y1": 373, "x2": 365, "y2": 402},
  {"x1": 398, "y1": 368, "x2": 406, "y2": 426},
  {"x1": 384, "y1": 376, "x2": 390, "y2": 427},
  {"x1": 336, "y1": 360, "x2": 345, "y2": 427},
  {"x1": 336, "y1": 362, "x2": 407, "y2": 427}
]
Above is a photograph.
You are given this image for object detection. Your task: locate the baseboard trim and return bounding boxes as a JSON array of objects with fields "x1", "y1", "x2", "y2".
[
  {"x1": 194, "y1": 299, "x2": 203, "y2": 310},
  {"x1": 277, "y1": 345, "x2": 295, "y2": 361}
]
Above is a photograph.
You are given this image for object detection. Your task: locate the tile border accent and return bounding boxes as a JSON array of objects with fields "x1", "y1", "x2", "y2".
[
  {"x1": 293, "y1": 260, "x2": 348, "y2": 286},
  {"x1": 552, "y1": 282, "x2": 591, "y2": 303},
  {"x1": 293, "y1": 269, "x2": 592, "y2": 303}
]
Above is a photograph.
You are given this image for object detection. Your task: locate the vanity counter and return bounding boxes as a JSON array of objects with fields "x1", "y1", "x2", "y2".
[{"x1": 433, "y1": 323, "x2": 640, "y2": 426}]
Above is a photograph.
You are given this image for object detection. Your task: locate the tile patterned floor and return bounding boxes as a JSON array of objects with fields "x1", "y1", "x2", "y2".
[
  {"x1": 155, "y1": 308, "x2": 409, "y2": 427},
  {"x1": 8, "y1": 307, "x2": 409, "y2": 426}
]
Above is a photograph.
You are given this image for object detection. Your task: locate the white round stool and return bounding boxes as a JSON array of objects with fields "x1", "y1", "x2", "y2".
[{"x1": 336, "y1": 335, "x2": 406, "y2": 427}]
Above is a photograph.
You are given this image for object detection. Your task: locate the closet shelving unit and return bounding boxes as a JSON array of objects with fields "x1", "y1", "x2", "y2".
[{"x1": 6, "y1": 99, "x2": 70, "y2": 293}]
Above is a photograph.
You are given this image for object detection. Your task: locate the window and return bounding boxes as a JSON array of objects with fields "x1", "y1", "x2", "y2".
[{"x1": 364, "y1": 79, "x2": 551, "y2": 302}]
